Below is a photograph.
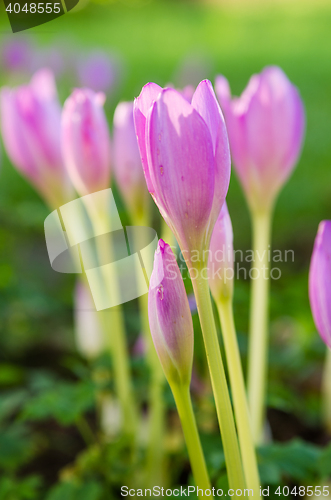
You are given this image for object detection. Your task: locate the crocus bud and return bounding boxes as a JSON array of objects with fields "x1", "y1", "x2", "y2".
[
  {"x1": 0, "y1": 69, "x2": 72, "y2": 208},
  {"x1": 113, "y1": 101, "x2": 149, "y2": 219},
  {"x1": 208, "y1": 202, "x2": 234, "y2": 301},
  {"x1": 149, "y1": 239, "x2": 193, "y2": 387},
  {"x1": 309, "y1": 221, "x2": 331, "y2": 348},
  {"x1": 215, "y1": 67, "x2": 305, "y2": 213},
  {"x1": 62, "y1": 88, "x2": 111, "y2": 196},
  {"x1": 134, "y1": 80, "x2": 231, "y2": 264}
]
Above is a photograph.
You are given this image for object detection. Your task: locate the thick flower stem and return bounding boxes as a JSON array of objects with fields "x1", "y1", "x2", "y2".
[
  {"x1": 139, "y1": 291, "x2": 165, "y2": 487},
  {"x1": 132, "y1": 211, "x2": 166, "y2": 485},
  {"x1": 99, "y1": 308, "x2": 137, "y2": 439},
  {"x1": 171, "y1": 383, "x2": 210, "y2": 496},
  {"x1": 247, "y1": 209, "x2": 272, "y2": 445},
  {"x1": 322, "y1": 347, "x2": 331, "y2": 434},
  {"x1": 217, "y1": 298, "x2": 260, "y2": 495},
  {"x1": 191, "y1": 267, "x2": 245, "y2": 491}
]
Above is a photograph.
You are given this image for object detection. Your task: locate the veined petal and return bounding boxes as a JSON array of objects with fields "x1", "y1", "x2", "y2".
[
  {"x1": 211, "y1": 120, "x2": 231, "y2": 231},
  {"x1": 192, "y1": 80, "x2": 231, "y2": 237},
  {"x1": 133, "y1": 82, "x2": 162, "y2": 193},
  {"x1": 191, "y1": 79, "x2": 222, "y2": 153},
  {"x1": 309, "y1": 221, "x2": 331, "y2": 348},
  {"x1": 146, "y1": 88, "x2": 215, "y2": 253},
  {"x1": 208, "y1": 202, "x2": 234, "y2": 301}
]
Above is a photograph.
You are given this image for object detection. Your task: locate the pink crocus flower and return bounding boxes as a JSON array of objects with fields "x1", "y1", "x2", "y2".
[
  {"x1": 1, "y1": 38, "x2": 34, "y2": 73},
  {"x1": 0, "y1": 69, "x2": 72, "y2": 208},
  {"x1": 208, "y1": 202, "x2": 234, "y2": 301},
  {"x1": 113, "y1": 101, "x2": 149, "y2": 218},
  {"x1": 309, "y1": 221, "x2": 331, "y2": 348},
  {"x1": 62, "y1": 89, "x2": 111, "y2": 196},
  {"x1": 149, "y1": 239, "x2": 193, "y2": 386},
  {"x1": 134, "y1": 80, "x2": 231, "y2": 264},
  {"x1": 215, "y1": 66, "x2": 305, "y2": 212}
]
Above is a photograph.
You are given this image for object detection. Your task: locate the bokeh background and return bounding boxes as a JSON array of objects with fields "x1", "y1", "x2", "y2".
[{"x1": 1, "y1": 0, "x2": 331, "y2": 497}]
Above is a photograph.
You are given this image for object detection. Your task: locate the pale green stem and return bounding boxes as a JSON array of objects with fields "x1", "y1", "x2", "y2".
[
  {"x1": 132, "y1": 211, "x2": 166, "y2": 485},
  {"x1": 85, "y1": 202, "x2": 137, "y2": 439},
  {"x1": 171, "y1": 383, "x2": 210, "y2": 496},
  {"x1": 217, "y1": 298, "x2": 260, "y2": 495},
  {"x1": 99, "y1": 309, "x2": 137, "y2": 438},
  {"x1": 139, "y1": 291, "x2": 165, "y2": 487},
  {"x1": 322, "y1": 347, "x2": 331, "y2": 433},
  {"x1": 191, "y1": 265, "x2": 245, "y2": 491},
  {"x1": 247, "y1": 209, "x2": 272, "y2": 445},
  {"x1": 145, "y1": 374, "x2": 165, "y2": 486}
]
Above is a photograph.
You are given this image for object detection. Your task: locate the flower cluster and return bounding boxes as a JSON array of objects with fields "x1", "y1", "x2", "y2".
[{"x1": 4, "y1": 60, "x2": 331, "y2": 495}]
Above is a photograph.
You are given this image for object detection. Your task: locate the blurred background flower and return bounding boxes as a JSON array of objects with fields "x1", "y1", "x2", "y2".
[{"x1": 76, "y1": 51, "x2": 118, "y2": 93}]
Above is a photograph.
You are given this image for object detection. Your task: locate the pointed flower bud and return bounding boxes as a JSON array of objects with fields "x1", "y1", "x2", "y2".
[
  {"x1": 216, "y1": 66, "x2": 305, "y2": 212},
  {"x1": 62, "y1": 88, "x2": 111, "y2": 196},
  {"x1": 134, "y1": 80, "x2": 231, "y2": 264},
  {"x1": 208, "y1": 202, "x2": 234, "y2": 301},
  {"x1": 309, "y1": 221, "x2": 331, "y2": 348},
  {"x1": 113, "y1": 101, "x2": 149, "y2": 218},
  {"x1": 0, "y1": 69, "x2": 72, "y2": 208},
  {"x1": 149, "y1": 239, "x2": 193, "y2": 387},
  {"x1": 2, "y1": 38, "x2": 33, "y2": 73}
]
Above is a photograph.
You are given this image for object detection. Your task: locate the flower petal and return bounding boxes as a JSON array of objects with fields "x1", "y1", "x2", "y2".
[
  {"x1": 192, "y1": 80, "x2": 231, "y2": 235},
  {"x1": 309, "y1": 221, "x2": 331, "y2": 348},
  {"x1": 146, "y1": 88, "x2": 215, "y2": 252},
  {"x1": 191, "y1": 79, "x2": 222, "y2": 153},
  {"x1": 215, "y1": 75, "x2": 232, "y2": 114},
  {"x1": 113, "y1": 101, "x2": 148, "y2": 213},
  {"x1": 133, "y1": 82, "x2": 162, "y2": 193},
  {"x1": 208, "y1": 202, "x2": 234, "y2": 301},
  {"x1": 246, "y1": 67, "x2": 304, "y2": 191}
]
